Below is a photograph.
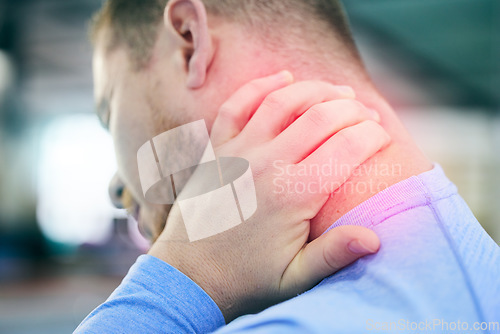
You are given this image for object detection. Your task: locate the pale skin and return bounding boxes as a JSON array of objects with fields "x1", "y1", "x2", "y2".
[{"x1": 93, "y1": 0, "x2": 433, "y2": 323}]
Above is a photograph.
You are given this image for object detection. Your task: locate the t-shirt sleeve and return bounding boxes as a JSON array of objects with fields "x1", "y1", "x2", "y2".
[{"x1": 74, "y1": 254, "x2": 225, "y2": 334}]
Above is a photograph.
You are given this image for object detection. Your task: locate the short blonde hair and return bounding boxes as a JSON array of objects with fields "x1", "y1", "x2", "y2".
[{"x1": 90, "y1": 0, "x2": 359, "y2": 69}]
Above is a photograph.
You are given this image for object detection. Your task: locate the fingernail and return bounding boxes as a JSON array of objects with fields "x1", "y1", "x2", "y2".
[
  {"x1": 368, "y1": 108, "x2": 381, "y2": 122},
  {"x1": 348, "y1": 239, "x2": 377, "y2": 255},
  {"x1": 338, "y1": 86, "x2": 356, "y2": 98},
  {"x1": 277, "y1": 70, "x2": 294, "y2": 84}
]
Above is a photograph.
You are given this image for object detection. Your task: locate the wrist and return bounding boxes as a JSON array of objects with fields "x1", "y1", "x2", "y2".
[{"x1": 148, "y1": 241, "x2": 239, "y2": 322}]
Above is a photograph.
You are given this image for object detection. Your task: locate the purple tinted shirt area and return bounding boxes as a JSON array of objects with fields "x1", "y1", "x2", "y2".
[{"x1": 75, "y1": 165, "x2": 500, "y2": 334}]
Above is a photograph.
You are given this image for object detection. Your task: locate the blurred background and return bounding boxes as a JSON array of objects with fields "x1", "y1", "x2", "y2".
[{"x1": 0, "y1": 0, "x2": 498, "y2": 332}]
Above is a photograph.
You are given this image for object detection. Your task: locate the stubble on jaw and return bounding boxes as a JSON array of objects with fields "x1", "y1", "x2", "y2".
[
  {"x1": 122, "y1": 185, "x2": 170, "y2": 243},
  {"x1": 122, "y1": 81, "x2": 185, "y2": 243}
]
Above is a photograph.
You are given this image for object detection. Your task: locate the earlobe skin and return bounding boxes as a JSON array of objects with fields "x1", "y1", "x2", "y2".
[{"x1": 165, "y1": 0, "x2": 213, "y2": 89}]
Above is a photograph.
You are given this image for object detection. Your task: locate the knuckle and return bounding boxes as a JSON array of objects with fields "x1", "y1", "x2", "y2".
[
  {"x1": 336, "y1": 129, "x2": 361, "y2": 154},
  {"x1": 217, "y1": 103, "x2": 237, "y2": 124},
  {"x1": 305, "y1": 105, "x2": 329, "y2": 127},
  {"x1": 336, "y1": 128, "x2": 360, "y2": 151},
  {"x1": 261, "y1": 91, "x2": 288, "y2": 111}
]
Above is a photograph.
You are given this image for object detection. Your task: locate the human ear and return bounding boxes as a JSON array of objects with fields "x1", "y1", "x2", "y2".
[{"x1": 165, "y1": 0, "x2": 213, "y2": 89}]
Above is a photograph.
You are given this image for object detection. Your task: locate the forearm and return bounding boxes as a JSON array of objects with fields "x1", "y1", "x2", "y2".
[{"x1": 75, "y1": 255, "x2": 225, "y2": 334}]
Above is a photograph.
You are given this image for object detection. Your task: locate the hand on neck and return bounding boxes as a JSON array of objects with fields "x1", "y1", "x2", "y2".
[
  {"x1": 206, "y1": 33, "x2": 434, "y2": 239},
  {"x1": 308, "y1": 92, "x2": 433, "y2": 239}
]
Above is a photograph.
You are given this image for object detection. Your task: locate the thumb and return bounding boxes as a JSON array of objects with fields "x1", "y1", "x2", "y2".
[{"x1": 280, "y1": 225, "x2": 380, "y2": 295}]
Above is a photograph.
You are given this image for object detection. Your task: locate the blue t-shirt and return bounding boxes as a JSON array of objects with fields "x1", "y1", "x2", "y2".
[{"x1": 75, "y1": 165, "x2": 500, "y2": 333}]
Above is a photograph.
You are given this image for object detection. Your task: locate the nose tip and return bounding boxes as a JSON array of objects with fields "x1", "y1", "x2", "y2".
[{"x1": 108, "y1": 173, "x2": 125, "y2": 209}]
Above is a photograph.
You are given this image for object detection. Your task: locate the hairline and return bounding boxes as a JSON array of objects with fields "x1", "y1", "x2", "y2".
[{"x1": 89, "y1": 1, "x2": 361, "y2": 70}]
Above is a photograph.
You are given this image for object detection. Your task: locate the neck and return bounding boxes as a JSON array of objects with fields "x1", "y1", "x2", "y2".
[
  {"x1": 307, "y1": 85, "x2": 433, "y2": 239},
  {"x1": 250, "y1": 53, "x2": 433, "y2": 238},
  {"x1": 211, "y1": 32, "x2": 433, "y2": 238},
  {"x1": 253, "y1": 60, "x2": 433, "y2": 239}
]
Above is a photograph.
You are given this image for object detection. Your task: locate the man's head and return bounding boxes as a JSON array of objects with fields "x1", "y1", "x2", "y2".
[
  {"x1": 91, "y1": 0, "x2": 360, "y2": 70},
  {"x1": 91, "y1": 0, "x2": 368, "y2": 241}
]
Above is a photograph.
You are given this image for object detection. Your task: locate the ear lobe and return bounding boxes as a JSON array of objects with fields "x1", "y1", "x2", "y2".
[{"x1": 165, "y1": 0, "x2": 213, "y2": 89}]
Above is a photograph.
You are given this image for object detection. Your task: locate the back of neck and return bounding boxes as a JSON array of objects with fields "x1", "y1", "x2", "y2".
[{"x1": 308, "y1": 87, "x2": 433, "y2": 239}]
